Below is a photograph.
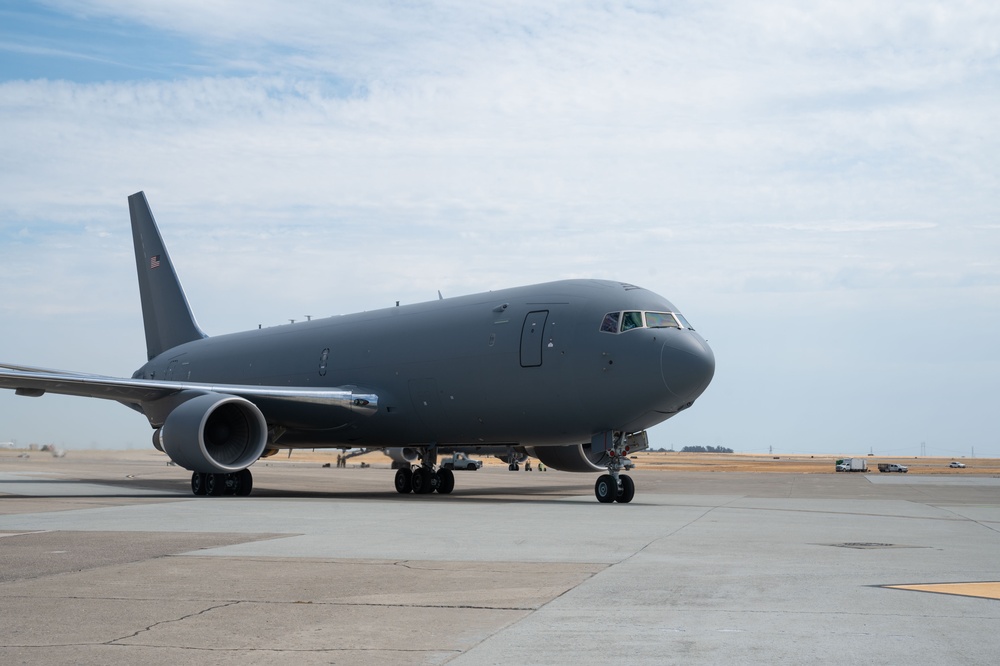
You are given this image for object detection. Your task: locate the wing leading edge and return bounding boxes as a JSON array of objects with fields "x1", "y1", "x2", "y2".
[{"x1": 0, "y1": 364, "x2": 377, "y2": 415}]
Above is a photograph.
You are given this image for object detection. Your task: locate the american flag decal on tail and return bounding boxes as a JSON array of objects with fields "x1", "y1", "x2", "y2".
[{"x1": 150, "y1": 255, "x2": 161, "y2": 269}]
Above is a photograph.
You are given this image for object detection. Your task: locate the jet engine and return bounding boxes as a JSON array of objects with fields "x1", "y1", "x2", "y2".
[
  {"x1": 527, "y1": 443, "x2": 608, "y2": 473},
  {"x1": 156, "y1": 392, "x2": 268, "y2": 473},
  {"x1": 385, "y1": 447, "x2": 420, "y2": 465}
]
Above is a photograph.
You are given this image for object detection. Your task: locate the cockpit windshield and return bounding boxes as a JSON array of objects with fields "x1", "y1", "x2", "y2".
[
  {"x1": 599, "y1": 310, "x2": 694, "y2": 333},
  {"x1": 644, "y1": 312, "x2": 679, "y2": 329},
  {"x1": 621, "y1": 311, "x2": 643, "y2": 332}
]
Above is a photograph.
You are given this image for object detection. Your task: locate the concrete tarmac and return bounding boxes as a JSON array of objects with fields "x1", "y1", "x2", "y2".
[{"x1": 1, "y1": 453, "x2": 999, "y2": 664}]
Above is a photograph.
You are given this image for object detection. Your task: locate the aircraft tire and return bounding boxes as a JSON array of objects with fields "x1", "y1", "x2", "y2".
[
  {"x1": 394, "y1": 468, "x2": 413, "y2": 494},
  {"x1": 206, "y1": 473, "x2": 225, "y2": 496},
  {"x1": 617, "y1": 474, "x2": 635, "y2": 504},
  {"x1": 437, "y1": 468, "x2": 455, "y2": 494},
  {"x1": 595, "y1": 474, "x2": 617, "y2": 503},
  {"x1": 412, "y1": 467, "x2": 434, "y2": 494},
  {"x1": 235, "y1": 469, "x2": 253, "y2": 496},
  {"x1": 191, "y1": 472, "x2": 208, "y2": 496}
]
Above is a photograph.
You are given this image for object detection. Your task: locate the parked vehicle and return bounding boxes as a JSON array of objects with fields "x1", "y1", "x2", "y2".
[
  {"x1": 836, "y1": 458, "x2": 867, "y2": 472},
  {"x1": 949, "y1": 461, "x2": 966, "y2": 468},
  {"x1": 441, "y1": 452, "x2": 482, "y2": 471},
  {"x1": 877, "y1": 463, "x2": 908, "y2": 473}
]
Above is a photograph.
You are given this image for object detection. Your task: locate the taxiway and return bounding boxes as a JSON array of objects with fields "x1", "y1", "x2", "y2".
[{"x1": 1, "y1": 453, "x2": 998, "y2": 664}]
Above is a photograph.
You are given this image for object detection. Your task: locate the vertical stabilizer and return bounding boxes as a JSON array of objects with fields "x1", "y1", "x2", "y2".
[{"x1": 128, "y1": 192, "x2": 207, "y2": 360}]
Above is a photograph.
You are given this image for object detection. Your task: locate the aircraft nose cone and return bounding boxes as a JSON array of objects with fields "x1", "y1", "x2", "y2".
[{"x1": 661, "y1": 332, "x2": 715, "y2": 403}]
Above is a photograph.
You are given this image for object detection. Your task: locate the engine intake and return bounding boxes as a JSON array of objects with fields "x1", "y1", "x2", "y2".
[
  {"x1": 385, "y1": 447, "x2": 420, "y2": 464},
  {"x1": 158, "y1": 392, "x2": 268, "y2": 473}
]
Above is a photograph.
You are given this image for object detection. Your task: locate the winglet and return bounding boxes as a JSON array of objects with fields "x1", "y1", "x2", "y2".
[{"x1": 129, "y1": 192, "x2": 207, "y2": 360}]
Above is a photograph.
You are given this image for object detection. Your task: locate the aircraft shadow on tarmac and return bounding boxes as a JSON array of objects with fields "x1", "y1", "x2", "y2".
[{"x1": 1, "y1": 475, "x2": 600, "y2": 504}]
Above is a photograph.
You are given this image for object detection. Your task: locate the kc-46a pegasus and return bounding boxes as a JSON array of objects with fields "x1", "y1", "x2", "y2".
[{"x1": 0, "y1": 193, "x2": 715, "y2": 503}]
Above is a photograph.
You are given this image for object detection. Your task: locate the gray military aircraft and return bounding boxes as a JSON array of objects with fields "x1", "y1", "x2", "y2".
[{"x1": 0, "y1": 192, "x2": 715, "y2": 503}]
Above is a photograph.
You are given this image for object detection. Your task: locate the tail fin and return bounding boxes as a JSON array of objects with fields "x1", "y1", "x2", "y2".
[{"x1": 128, "y1": 191, "x2": 207, "y2": 361}]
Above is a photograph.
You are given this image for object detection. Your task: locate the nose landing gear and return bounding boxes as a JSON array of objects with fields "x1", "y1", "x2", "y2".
[{"x1": 595, "y1": 432, "x2": 635, "y2": 503}]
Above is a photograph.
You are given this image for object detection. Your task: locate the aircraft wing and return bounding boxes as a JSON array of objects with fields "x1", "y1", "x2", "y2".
[{"x1": 0, "y1": 363, "x2": 377, "y2": 414}]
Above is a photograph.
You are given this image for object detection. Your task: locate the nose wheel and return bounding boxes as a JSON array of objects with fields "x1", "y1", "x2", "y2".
[
  {"x1": 595, "y1": 473, "x2": 634, "y2": 503},
  {"x1": 595, "y1": 474, "x2": 617, "y2": 502}
]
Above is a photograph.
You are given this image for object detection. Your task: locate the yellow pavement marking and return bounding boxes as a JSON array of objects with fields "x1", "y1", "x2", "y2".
[{"x1": 886, "y1": 582, "x2": 1000, "y2": 600}]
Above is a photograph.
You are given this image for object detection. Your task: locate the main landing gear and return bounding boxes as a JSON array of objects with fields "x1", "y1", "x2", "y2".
[
  {"x1": 191, "y1": 469, "x2": 253, "y2": 496},
  {"x1": 394, "y1": 447, "x2": 455, "y2": 495},
  {"x1": 394, "y1": 465, "x2": 455, "y2": 495},
  {"x1": 595, "y1": 432, "x2": 635, "y2": 504}
]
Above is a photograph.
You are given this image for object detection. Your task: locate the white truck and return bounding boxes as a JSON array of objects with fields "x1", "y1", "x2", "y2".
[
  {"x1": 836, "y1": 458, "x2": 867, "y2": 472},
  {"x1": 440, "y1": 452, "x2": 483, "y2": 471},
  {"x1": 877, "y1": 463, "x2": 908, "y2": 473}
]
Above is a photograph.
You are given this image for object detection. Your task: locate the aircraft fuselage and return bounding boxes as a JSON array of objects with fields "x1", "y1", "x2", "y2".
[{"x1": 135, "y1": 279, "x2": 714, "y2": 449}]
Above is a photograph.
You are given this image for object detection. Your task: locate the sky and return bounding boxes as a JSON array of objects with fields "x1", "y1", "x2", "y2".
[{"x1": 1, "y1": 1, "x2": 998, "y2": 457}]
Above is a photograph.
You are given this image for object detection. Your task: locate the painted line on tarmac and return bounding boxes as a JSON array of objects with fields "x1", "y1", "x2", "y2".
[{"x1": 885, "y1": 582, "x2": 1000, "y2": 601}]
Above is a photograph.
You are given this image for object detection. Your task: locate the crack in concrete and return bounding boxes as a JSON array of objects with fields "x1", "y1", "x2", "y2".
[
  {"x1": 932, "y1": 504, "x2": 1000, "y2": 535},
  {"x1": 439, "y1": 564, "x2": 606, "y2": 662},
  {"x1": 3, "y1": 643, "x2": 461, "y2": 653},
  {"x1": 106, "y1": 601, "x2": 240, "y2": 644},
  {"x1": 624, "y1": 503, "x2": 724, "y2": 563},
  {"x1": 0, "y1": 593, "x2": 535, "y2": 611}
]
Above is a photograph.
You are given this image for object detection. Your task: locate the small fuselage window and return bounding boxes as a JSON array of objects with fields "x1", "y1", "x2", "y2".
[{"x1": 599, "y1": 310, "x2": 691, "y2": 333}]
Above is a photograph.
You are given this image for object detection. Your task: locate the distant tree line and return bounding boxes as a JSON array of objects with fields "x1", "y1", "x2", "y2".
[{"x1": 680, "y1": 445, "x2": 734, "y2": 453}]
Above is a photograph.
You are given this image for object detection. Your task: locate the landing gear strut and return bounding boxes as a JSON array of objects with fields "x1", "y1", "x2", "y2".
[
  {"x1": 595, "y1": 431, "x2": 635, "y2": 504},
  {"x1": 393, "y1": 447, "x2": 454, "y2": 496},
  {"x1": 191, "y1": 469, "x2": 253, "y2": 497}
]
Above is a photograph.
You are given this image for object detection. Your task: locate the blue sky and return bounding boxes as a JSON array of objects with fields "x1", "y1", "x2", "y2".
[
  {"x1": 2, "y1": 1, "x2": 999, "y2": 457},
  {"x1": 1, "y1": 4, "x2": 203, "y2": 80}
]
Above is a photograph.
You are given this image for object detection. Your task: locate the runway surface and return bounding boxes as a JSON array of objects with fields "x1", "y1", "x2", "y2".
[{"x1": 2, "y1": 453, "x2": 999, "y2": 664}]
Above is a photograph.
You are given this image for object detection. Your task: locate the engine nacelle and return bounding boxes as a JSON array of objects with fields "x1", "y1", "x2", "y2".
[
  {"x1": 158, "y1": 392, "x2": 268, "y2": 473},
  {"x1": 527, "y1": 443, "x2": 608, "y2": 473},
  {"x1": 385, "y1": 447, "x2": 420, "y2": 465}
]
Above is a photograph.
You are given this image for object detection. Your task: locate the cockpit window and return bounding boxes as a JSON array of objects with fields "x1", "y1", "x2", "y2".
[
  {"x1": 621, "y1": 311, "x2": 643, "y2": 331},
  {"x1": 599, "y1": 310, "x2": 694, "y2": 333},
  {"x1": 674, "y1": 313, "x2": 694, "y2": 330},
  {"x1": 645, "y1": 312, "x2": 680, "y2": 328}
]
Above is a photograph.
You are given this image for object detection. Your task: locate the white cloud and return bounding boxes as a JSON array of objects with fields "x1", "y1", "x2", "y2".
[{"x1": 2, "y1": 1, "x2": 999, "y2": 453}]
